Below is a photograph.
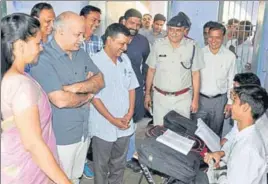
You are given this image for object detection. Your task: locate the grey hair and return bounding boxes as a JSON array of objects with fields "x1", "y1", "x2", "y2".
[
  {"x1": 52, "y1": 13, "x2": 66, "y2": 32},
  {"x1": 52, "y1": 11, "x2": 76, "y2": 32}
]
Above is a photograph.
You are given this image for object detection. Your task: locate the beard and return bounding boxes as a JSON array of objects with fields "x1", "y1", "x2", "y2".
[{"x1": 129, "y1": 28, "x2": 138, "y2": 36}]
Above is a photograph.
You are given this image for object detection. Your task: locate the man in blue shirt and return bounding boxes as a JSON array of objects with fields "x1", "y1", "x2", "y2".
[
  {"x1": 25, "y1": 2, "x2": 55, "y2": 73},
  {"x1": 89, "y1": 23, "x2": 139, "y2": 184},
  {"x1": 30, "y1": 12, "x2": 104, "y2": 184},
  {"x1": 123, "y1": 8, "x2": 150, "y2": 171}
]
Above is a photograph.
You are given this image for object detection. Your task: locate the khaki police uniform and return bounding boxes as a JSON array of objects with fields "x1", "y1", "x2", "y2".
[{"x1": 146, "y1": 37, "x2": 205, "y2": 125}]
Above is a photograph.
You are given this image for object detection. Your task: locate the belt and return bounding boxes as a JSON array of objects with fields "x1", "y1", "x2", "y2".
[
  {"x1": 200, "y1": 93, "x2": 226, "y2": 99},
  {"x1": 154, "y1": 87, "x2": 190, "y2": 96}
]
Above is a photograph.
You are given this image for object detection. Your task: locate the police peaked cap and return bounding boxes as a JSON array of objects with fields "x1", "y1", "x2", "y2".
[
  {"x1": 167, "y1": 13, "x2": 191, "y2": 28},
  {"x1": 177, "y1": 12, "x2": 191, "y2": 28}
]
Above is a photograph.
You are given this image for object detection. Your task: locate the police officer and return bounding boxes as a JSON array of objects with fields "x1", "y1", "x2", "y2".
[{"x1": 144, "y1": 14, "x2": 205, "y2": 125}]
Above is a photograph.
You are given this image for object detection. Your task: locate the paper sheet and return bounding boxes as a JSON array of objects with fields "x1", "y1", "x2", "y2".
[
  {"x1": 195, "y1": 118, "x2": 221, "y2": 152},
  {"x1": 156, "y1": 129, "x2": 195, "y2": 155}
]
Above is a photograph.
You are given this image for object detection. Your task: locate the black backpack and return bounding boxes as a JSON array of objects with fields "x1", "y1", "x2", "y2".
[{"x1": 138, "y1": 137, "x2": 200, "y2": 184}]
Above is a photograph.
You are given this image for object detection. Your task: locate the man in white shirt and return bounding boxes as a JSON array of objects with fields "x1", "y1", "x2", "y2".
[
  {"x1": 199, "y1": 22, "x2": 236, "y2": 137},
  {"x1": 204, "y1": 85, "x2": 268, "y2": 184},
  {"x1": 221, "y1": 73, "x2": 268, "y2": 167},
  {"x1": 226, "y1": 21, "x2": 254, "y2": 73},
  {"x1": 89, "y1": 23, "x2": 139, "y2": 184}
]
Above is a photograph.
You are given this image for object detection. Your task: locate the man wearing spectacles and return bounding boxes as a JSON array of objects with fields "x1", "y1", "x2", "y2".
[{"x1": 199, "y1": 22, "x2": 237, "y2": 137}]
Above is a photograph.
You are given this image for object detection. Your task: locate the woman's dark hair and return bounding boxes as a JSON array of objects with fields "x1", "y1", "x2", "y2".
[{"x1": 1, "y1": 13, "x2": 40, "y2": 77}]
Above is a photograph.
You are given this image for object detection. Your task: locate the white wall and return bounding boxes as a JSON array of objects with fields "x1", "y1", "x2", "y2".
[{"x1": 6, "y1": 1, "x2": 89, "y2": 16}]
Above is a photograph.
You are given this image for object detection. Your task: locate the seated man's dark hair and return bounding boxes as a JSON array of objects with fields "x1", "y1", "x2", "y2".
[
  {"x1": 233, "y1": 73, "x2": 261, "y2": 86},
  {"x1": 233, "y1": 85, "x2": 268, "y2": 120}
]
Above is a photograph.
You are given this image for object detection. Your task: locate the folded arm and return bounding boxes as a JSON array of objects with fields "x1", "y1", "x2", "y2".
[
  {"x1": 48, "y1": 90, "x2": 92, "y2": 109},
  {"x1": 63, "y1": 72, "x2": 104, "y2": 94}
]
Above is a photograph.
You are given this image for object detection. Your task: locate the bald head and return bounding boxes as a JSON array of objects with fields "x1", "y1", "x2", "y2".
[
  {"x1": 54, "y1": 11, "x2": 84, "y2": 30},
  {"x1": 53, "y1": 11, "x2": 85, "y2": 52}
]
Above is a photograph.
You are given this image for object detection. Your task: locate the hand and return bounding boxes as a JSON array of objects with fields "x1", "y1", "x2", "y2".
[
  {"x1": 86, "y1": 72, "x2": 94, "y2": 79},
  {"x1": 62, "y1": 85, "x2": 77, "y2": 93},
  {"x1": 86, "y1": 93, "x2": 94, "y2": 107},
  {"x1": 204, "y1": 151, "x2": 224, "y2": 168},
  {"x1": 191, "y1": 99, "x2": 199, "y2": 113},
  {"x1": 111, "y1": 118, "x2": 129, "y2": 130},
  {"x1": 224, "y1": 104, "x2": 232, "y2": 118},
  {"x1": 87, "y1": 93, "x2": 94, "y2": 101},
  {"x1": 220, "y1": 138, "x2": 228, "y2": 146},
  {"x1": 144, "y1": 94, "x2": 152, "y2": 111},
  {"x1": 122, "y1": 112, "x2": 133, "y2": 125}
]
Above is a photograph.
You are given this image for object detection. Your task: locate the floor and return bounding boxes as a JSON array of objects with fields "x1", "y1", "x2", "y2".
[{"x1": 80, "y1": 117, "x2": 233, "y2": 184}]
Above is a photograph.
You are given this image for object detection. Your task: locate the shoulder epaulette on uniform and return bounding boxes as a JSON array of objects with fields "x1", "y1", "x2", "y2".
[
  {"x1": 152, "y1": 37, "x2": 167, "y2": 47},
  {"x1": 184, "y1": 36, "x2": 197, "y2": 46},
  {"x1": 154, "y1": 37, "x2": 166, "y2": 43}
]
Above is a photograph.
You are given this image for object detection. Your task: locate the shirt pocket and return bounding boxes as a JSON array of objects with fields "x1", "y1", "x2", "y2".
[
  {"x1": 215, "y1": 63, "x2": 229, "y2": 88},
  {"x1": 122, "y1": 68, "x2": 132, "y2": 89},
  {"x1": 156, "y1": 54, "x2": 169, "y2": 70}
]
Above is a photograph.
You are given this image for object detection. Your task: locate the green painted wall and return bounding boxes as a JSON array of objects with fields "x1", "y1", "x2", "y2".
[{"x1": 1, "y1": 0, "x2": 7, "y2": 17}]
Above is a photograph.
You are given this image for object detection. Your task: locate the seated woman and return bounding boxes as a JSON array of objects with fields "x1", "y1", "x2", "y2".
[
  {"x1": 1, "y1": 13, "x2": 71, "y2": 184},
  {"x1": 204, "y1": 85, "x2": 268, "y2": 184}
]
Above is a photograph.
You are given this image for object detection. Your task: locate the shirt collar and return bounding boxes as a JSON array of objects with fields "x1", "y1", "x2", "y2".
[
  {"x1": 164, "y1": 36, "x2": 187, "y2": 47},
  {"x1": 204, "y1": 45, "x2": 225, "y2": 54},
  {"x1": 41, "y1": 34, "x2": 53, "y2": 46},
  {"x1": 150, "y1": 29, "x2": 165, "y2": 36},
  {"x1": 50, "y1": 38, "x2": 78, "y2": 58},
  {"x1": 100, "y1": 49, "x2": 124, "y2": 64},
  {"x1": 235, "y1": 124, "x2": 256, "y2": 142},
  {"x1": 85, "y1": 34, "x2": 99, "y2": 42}
]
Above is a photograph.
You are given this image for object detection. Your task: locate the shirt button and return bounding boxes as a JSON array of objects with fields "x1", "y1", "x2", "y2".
[{"x1": 75, "y1": 72, "x2": 77, "y2": 75}]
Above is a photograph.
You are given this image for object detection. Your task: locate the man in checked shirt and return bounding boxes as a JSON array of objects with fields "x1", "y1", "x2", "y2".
[{"x1": 80, "y1": 5, "x2": 103, "y2": 58}]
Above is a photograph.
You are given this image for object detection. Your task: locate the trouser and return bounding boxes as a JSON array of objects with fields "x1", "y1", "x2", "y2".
[
  {"x1": 195, "y1": 171, "x2": 209, "y2": 184},
  {"x1": 198, "y1": 94, "x2": 228, "y2": 137},
  {"x1": 133, "y1": 86, "x2": 145, "y2": 122},
  {"x1": 126, "y1": 133, "x2": 136, "y2": 161},
  {"x1": 153, "y1": 90, "x2": 192, "y2": 126},
  {"x1": 92, "y1": 135, "x2": 130, "y2": 184},
  {"x1": 57, "y1": 137, "x2": 90, "y2": 184}
]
